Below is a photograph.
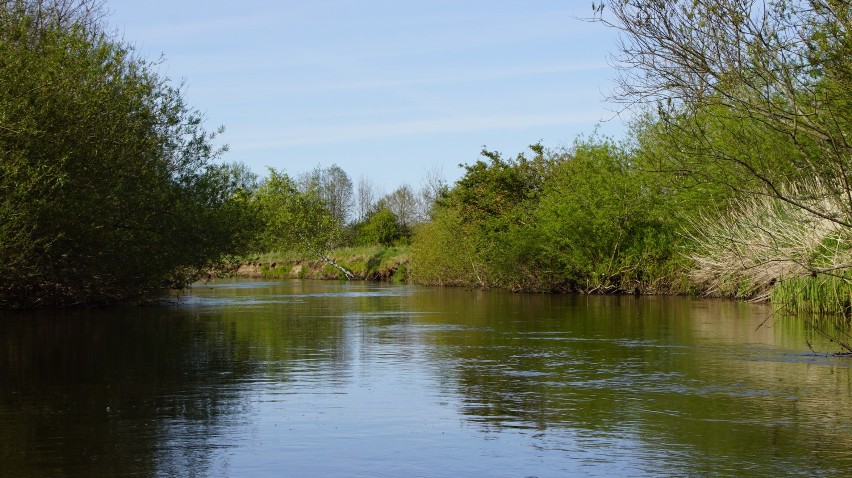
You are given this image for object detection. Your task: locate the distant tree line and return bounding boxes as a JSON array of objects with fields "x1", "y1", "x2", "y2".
[{"x1": 251, "y1": 163, "x2": 447, "y2": 262}]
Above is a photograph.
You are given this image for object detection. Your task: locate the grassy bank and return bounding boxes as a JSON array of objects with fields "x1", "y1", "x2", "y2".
[{"x1": 232, "y1": 246, "x2": 411, "y2": 282}]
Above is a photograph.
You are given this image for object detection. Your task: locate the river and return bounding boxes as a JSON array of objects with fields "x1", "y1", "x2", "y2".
[{"x1": 1, "y1": 279, "x2": 850, "y2": 477}]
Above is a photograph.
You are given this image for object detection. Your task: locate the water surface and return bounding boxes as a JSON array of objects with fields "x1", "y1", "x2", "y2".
[{"x1": 1, "y1": 280, "x2": 850, "y2": 476}]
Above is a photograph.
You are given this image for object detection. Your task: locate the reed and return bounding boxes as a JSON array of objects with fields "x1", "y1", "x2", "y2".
[
  {"x1": 687, "y1": 182, "x2": 852, "y2": 303},
  {"x1": 770, "y1": 275, "x2": 852, "y2": 318}
]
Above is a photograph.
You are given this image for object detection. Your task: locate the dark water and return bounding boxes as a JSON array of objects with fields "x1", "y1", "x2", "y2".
[{"x1": 1, "y1": 280, "x2": 851, "y2": 477}]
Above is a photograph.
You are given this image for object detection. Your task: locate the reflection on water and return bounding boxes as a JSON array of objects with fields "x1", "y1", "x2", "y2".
[{"x1": 1, "y1": 280, "x2": 851, "y2": 477}]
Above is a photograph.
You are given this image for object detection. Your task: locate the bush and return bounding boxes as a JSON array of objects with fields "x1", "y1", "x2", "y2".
[
  {"x1": 360, "y1": 208, "x2": 402, "y2": 246},
  {"x1": 533, "y1": 139, "x2": 681, "y2": 291},
  {"x1": 0, "y1": 1, "x2": 255, "y2": 308},
  {"x1": 410, "y1": 208, "x2": 485, "y2": 286},
  {"x1": 411, "y1": 138, "x2": 687, "y2": 292}
]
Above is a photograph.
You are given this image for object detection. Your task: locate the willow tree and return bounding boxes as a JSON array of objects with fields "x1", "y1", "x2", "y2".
[{"x1": 0, "y1": 0, "x2": 256, "y2": 308}]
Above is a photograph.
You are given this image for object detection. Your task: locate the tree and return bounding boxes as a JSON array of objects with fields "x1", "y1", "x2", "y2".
[
  {"x1": 411, "y1": 140, "x2": 687, "y2": 292},
  {"x1": 412, "y1": 145, "x2": 554, "y2": 290},
  {"x1": 355, "y1": 175, "x2": 377, "y2": 223},
  {"x1": 0, "y1": 0, "x2": 255, "y2": 308},
  {"x1": 360, "y1": 208, "x2": 402, "y2": 247},
  {"x1": 534, "y1": 139, "x2": 679, "y2": 291},
  {"x1": 595, "y1": 0, "x2": 852, "y2": 228},
  {"x1": 254, "y1": 169, "x2": 354, "y2": 279},
  {"x1": 321, "y1": 164, "x2": 353, "y2": 225},
  {"x1": 418, "y1": 165, "x2": 448, "y2": 220},
  {"x1": 298, "y1": 164, "x2": 353, "y2": 225},
  {"x1": 202, "y1": 161, "x2": 260, "y2": 205},
  {"x1": 2, "y1": 0, "x2": 105, "y2": 34},
  {"x1": 380, "y1": 184, "x2": 420, "y2": 229}
]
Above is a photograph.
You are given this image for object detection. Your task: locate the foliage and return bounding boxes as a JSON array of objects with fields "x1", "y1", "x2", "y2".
[
  {"x1": 411, "y1": 139, "x2": 691, "y2": 292},
  {"x1": 594, "y1": 0, "x2": 852, "y2": 320},
  {"x1": 410, "y1": 207, "x2": 485, "y2": 287},
  {"x1": 247, "y1": 245, "x2": 410, "y2": 282},
  {"x1": 451, "y1": 144, "x2": 549, "y2": 226},
  {"x1": 297, "y1": 164, "x2": 353, "y2": 225},
  {"x1": 419, "y1": 165, "x2": 449, "y2": 219},
  {"x1": 409, "y1": 150, "x2": 498, "y2": 287},
  {"x1": 251, "y1": 163, "x2": 441, "y2": 263},
  {"x1": 355, "y1": 175, "x2": 377, "y2": 223},
  {"x1": 689, "y1": 182, "x2": 852, "y2": 300},
  {"x1": 0, "y1": 1, "x2": 256, "y2": 308},
  {"x1": 420, "y1": 145, "x2": 551, "y2": 289},
  {"x1": 597, "y1": 0, "x2": 852, "y2": 239},
  {"x1": 533, "y1": 139, "x2": 682, "y2": 291},
  {"x1": 359, "y1": 208, "x2": 402, "y2": 247},
  {"x1": 771, "y1": 275, "x2": 852, "y2": 319},
  {"x1": 254, "y1": 168, "x2": 342, "y2": 257},
  {"x1": 378, "y1": 184, "x2": 420, "y2": 229}
]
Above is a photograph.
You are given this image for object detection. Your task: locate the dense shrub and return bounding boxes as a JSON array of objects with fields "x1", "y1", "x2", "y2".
[
  {"x1": 359, "y1": 208, "x2": 403, "y2": 247},
  {"x1": 0, "y1": 1, "x2": 256, "y2": 307},
  {"x1": 411, "y1": 138, "x2": 691, "y2": 293}
]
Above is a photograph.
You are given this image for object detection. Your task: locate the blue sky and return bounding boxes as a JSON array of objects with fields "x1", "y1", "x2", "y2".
[{"x1": 107, "y1": 0, "x2": 625, "y2": 192}]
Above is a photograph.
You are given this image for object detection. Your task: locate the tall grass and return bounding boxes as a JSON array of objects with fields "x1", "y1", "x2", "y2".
[
  {"x1": 243, "y1": 245, "x2": 411, "y2": 281},
  {"x1": 688, "y1": 182, "x2": 852, "y2": 304},
  {"x1": 770, "y1": 275, "x2": 852, "y2": 317}
]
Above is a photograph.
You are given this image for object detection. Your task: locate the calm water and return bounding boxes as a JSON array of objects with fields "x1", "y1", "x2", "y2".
[{"x1": 1, "y1": 280, "x2": 851, "y2": 477}]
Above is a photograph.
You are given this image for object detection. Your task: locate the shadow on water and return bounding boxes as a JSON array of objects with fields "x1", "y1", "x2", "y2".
[
  {"x1": 0, "y1": 305, "x2": 255, "y2": 476},
  {"x1": 0, "y1": 284, "x2": 359, "y2": 477}
]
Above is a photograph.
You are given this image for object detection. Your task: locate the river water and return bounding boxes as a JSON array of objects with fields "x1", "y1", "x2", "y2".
[{"x1": 1, "y1": 279, "x2": 851, "y2": 477}]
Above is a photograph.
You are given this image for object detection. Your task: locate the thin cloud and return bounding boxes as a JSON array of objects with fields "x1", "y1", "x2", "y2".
[
  {"x1": 283, "y1": 63, "x2": 611, "y2": 93},
  {"x1": 120, "y1": 14, "x2": 275, "y2": 43},
  {"x1": 187, "y1": 62, "x2": 610, "y2": 97},
  {"x1": 231, "y1": 112, "x2": 605, "y2": 149}
]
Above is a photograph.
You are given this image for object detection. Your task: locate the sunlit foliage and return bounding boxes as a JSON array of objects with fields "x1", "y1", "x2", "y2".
[{"x1": 0, "y1": 1, "x2": 257, "y2": 307}]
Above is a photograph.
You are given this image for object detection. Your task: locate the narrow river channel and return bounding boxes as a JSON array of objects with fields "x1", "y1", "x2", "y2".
[{"x1": 1, "y1": 279, "x2": 850, "y2": 477}]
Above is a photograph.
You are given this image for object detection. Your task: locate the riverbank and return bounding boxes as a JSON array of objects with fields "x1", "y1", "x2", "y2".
[
  {"x1": 230, "y1": 246, "x2": 411, "y2": 282},
  {"x1": 227, "y1": 244, "x2": 852, "y2": 323}
]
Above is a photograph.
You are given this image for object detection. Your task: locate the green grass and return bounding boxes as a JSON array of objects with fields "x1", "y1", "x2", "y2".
[
  {"x1": 239, "y1": 245, "x2": 411, "y2": 282},
  {"x1": 770, "y1": 274, "x2": 852, "y2": 318}
]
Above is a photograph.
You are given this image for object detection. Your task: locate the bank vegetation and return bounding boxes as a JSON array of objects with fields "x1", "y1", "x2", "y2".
[
  {"x1": 0, "y1": 0, "x2": 258, "y2": 308},
  {"x1": 411, "y1": 0, "x2": 852, "y2": 322},
  {"x1": 4, "y1": 0, "x2": 852, "y2": 334}
]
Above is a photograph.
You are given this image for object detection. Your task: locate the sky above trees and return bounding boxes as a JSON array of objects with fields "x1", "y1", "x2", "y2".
[{"x1": 107, "y1": 0, "x2": 623, "y2": 190}]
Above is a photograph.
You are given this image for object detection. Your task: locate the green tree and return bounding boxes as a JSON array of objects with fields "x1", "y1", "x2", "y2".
[
  {"x1": 596, "y1": 0, "x2": 852, "y2": 228},
  {"x1": 0, "y1": 0, "x2": 255, "y2": 308},
  {"x1": 360, "y1": 208, "x2": 402, "y2": 247},
  {"x1": 355, "y1": 175, "x2": 377, "y2": 223},
  {"x1": 379, "y1": 184, "x2": 420, "y2": 230},
  {"x1": 411, "y1": 207, "x2": 484, "y2": 287},
  {"x1": 411, "y1": 140, "x2": 688, "y2": 292},
  {"x1": 411, "y1": 145, "x2": 554, "y2": 289},
  {"x1": 254, "y1": 169, "x2": 354, "y2": 279},
  {"x1": 597, "y1": 0, "x2": 852, "y2": 310},
  {"x1": 534, "y1": 139, "x2": 681, "y2": 291},
  {"x1": 297, "y1": 164, "x2": 353, "y2": 225}
]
